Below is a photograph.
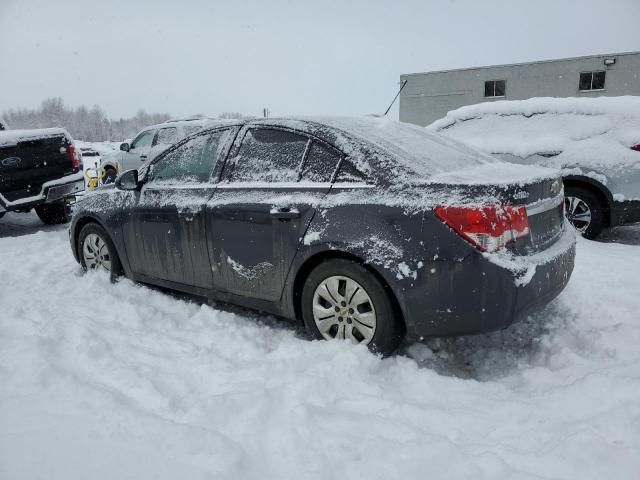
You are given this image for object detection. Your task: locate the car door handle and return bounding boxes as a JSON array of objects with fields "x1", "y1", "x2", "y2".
[
  {"x1": 140, "y1": 155, "x2": 147, "y2": 160},
  {"x1": 270, "y1": 207, "x2": 300, "y2": 220}
]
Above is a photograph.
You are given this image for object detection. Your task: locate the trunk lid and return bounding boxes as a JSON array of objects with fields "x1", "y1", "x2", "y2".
[{"x1": 429, "y1": 163, "x2": 565, "y2": 255}]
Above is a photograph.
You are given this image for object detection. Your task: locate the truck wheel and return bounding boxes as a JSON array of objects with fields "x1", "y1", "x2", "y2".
[
  {"x1": 35, "y1": 201, "x2": 71, "y2": 225},
  {"x1": 78, "y1": 223, "x2": 123, "y2": 279},
  {"x1": 301, "y1": 259, "x2": 405, "y2": 356},
  {"x1": 564, "y1": 186, "x2": 605, "y2": 239}
]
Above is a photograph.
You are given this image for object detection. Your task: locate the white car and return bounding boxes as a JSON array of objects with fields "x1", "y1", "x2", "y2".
[
  {"x1": 100, "y1": 118, "x2": 213, "y2": 182},
  {"x1": 427, "y1": 96, "x2": 640, "y2": 239}
]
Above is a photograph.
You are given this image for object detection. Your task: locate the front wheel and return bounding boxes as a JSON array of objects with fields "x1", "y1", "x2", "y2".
[
  {"x1": 564, "y1": 186, "x2": 605, "y2": 239},
  {"x1": 78, "y1": 223, "x2": 123, "y2": 279},
  {"x1": 35, "y1": 201, "x2": 71, "y2": 225},
  {"x1": 301, "y1": 259, "x2": 405, "y2": 356}
]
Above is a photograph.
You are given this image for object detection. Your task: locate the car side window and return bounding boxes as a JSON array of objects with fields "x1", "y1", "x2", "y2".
[
  {"x1": 131, "y1": 130, "x2": 154, "y2": 150},
  {"x1": 299, "y1": 141, "x2": 342, "y2": 183},
  {"x1": 149, "y1": 129, "x2": 231, "y2": 184},
  {"x1": 229, "y1": 128, "x2": 308, "y2": 182},
  {"x1": 183, "y1": 125, "x2": 203, "y2": 137},
  {"x1": 335, "y1": 159, "x2": 367, "y2": 182},
  {"x1": 155, "y1": 127, "x2": 178, "y2": 146}
]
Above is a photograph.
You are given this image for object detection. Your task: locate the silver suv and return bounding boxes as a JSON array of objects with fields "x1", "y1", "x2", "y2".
[
  {"x1": 428, "y1": 97, "x2": 640, "y2": 239},
  {"x1": 100, "y1": 118, "x2": 212, "y2": 182}
]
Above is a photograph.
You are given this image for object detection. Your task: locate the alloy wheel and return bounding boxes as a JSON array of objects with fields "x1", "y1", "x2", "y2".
[
  {"x1": 82, "y1": 233, "x2": 112, "y2": 271},
  {"x1": 312, "y1": 275, "x2": 376, "y2": 344},
  {"x1": 565, "y1": 196, "x2": 592, "y2": 233}
]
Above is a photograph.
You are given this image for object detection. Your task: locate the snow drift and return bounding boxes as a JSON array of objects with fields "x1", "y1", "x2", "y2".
[{"x1": 1, "y1": 214, "x2": 639, "y2": 479}]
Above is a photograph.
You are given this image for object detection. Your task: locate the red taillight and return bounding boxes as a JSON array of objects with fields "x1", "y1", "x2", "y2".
[
  {"x1": 67, "y1": 142, "x2": 81, "y2": 170},
  {"x1": 434, "y1": 204, "x2": 530, "y2": 253},
  {"x1": 631, "y1": 144, "x2": 640, "y2": 152}
]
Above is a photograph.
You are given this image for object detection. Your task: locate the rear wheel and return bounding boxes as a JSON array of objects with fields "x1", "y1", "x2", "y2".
[
  {"x1": 301, "y1": 259, "x2": 404, "y2": 356},
  {"x1": 35, "y1": 201, "x2": 70, "y2": 225},
  {"x1": 78, "y1": 223, "x2": 123, "y2": 279},
  {"x1": 564, "y1": 186, "x2": 605, "y2": 239}
]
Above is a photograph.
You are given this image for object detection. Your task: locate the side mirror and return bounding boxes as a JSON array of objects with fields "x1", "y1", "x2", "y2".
[
  {"x1": 120, "y1": 142, "x2": 130, "y2": 152},
  {"x1": 115, "y1": 169, "x2": 140, "y2": 191}
]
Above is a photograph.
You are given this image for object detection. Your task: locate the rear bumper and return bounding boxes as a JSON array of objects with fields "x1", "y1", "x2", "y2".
[
  {"x1": 403, "y1": 225, "x2": 576, "y2": 340},
  {"x1": 611, "y1": 199, "x2": 640, "y2": 226},
  {"x1": 0, "y1": 172, "x2": 84, "y2": 212}
]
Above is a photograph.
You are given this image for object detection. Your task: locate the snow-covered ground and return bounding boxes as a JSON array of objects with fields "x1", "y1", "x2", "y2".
[{"x1": 1, "y1": 212, "x2": 639, "y2": 479}]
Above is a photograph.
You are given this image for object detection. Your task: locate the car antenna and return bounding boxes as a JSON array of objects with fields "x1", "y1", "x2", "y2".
[{"x1": 383, "y1": 80, "x2": 408, "y2": 116}]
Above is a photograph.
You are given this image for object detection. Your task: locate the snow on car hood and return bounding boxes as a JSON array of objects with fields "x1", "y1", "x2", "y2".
[{"x1": 427, "y1": 96, "x2": 640, "y2": 171}]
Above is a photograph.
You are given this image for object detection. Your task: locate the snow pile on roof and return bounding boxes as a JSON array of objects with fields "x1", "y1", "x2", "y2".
[
  {"x1": 427, "y1": 96, "x2": 640, "y2": 170},
  {"x1": 0, "y1": 127, "x2": 70, "y2": 147}
]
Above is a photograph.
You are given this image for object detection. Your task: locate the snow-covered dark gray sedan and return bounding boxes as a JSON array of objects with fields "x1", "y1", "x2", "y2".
[{"x1": 69, "y1": 117, "x2": 575, "y2": 355}]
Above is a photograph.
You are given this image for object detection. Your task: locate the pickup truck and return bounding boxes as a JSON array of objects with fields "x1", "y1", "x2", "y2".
[
  {"x1": 99, "y1": 118, "x2": 213, "y2": 182},
  {"x1": 0, "y1": 127, "x2": 84, "y2": 224}
]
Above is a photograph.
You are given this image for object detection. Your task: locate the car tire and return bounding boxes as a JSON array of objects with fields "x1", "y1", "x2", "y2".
[
  {"x1": 564, "y1": 186, "x2": 605, "y2": 239},
  {"x1": 103, "y1": 167, "x2": 117, "y2": 184},
  {"x1": 301, "y1": 259, "x2": 405, "y2": 356},
  {"x1": 34, "y1": 201, "x2": 71, "y2": 225},
  {"x1": 0, "y1": 212, "x2": 5, "y2": 220},
  {"x1": 78, "y1": 222, "x2": 123, "y2": 280}
]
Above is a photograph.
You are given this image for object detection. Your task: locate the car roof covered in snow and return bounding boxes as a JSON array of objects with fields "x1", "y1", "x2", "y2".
[
  {"x1": 233, "y1": 116, "x2": 512, "y2": 184},
  {"x1": 0, "y1": 127, "x2": 71, "y2": 147},
  {"x1": 426, "y1": 96, "x2": 640, "y2": 169}
]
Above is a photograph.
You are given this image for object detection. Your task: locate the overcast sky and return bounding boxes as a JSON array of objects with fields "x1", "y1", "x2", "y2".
[{"x1": 1, "y1": 0, "x2": 638, "y2": 120}]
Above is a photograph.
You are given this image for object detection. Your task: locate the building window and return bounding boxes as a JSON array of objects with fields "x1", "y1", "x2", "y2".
[
  {"x1": 484, "y1": 80, "x2": 506, "y2": 98},
  {"x1": 579, "y1": 71, "x2": 606, "y2": 91}
]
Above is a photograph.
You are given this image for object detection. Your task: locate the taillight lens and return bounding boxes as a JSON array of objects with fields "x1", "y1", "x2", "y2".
[
  {"x1": 631, "y1": 144, "x2": 640, "y2": 152},
  {"x1": 434, "y1": 204, "x2": 530, "y2": 253},
  {"x1": 68, "y1": 142, "x2": 81, "y2": 170}
]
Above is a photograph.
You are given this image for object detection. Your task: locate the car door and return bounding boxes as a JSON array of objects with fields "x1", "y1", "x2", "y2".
[
  {"x1": 148, "y1": 126, "x2": 178, "y2": 163},
  {"x1": 121, "y1": 128, "x2": 237, "y2": 291},
  {"x1": 205, "y1": 126, "x2": 341, "y2": 302},
  {"x1": 122, "y1": 129, "x2": 156, "y2": 171}
]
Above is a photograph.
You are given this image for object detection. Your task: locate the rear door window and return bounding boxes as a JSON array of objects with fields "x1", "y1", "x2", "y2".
[
  {"x1": 183, "y1": 125, "x2": 203, "y2": 137},
  {"x1": 228, "y1": 128, "x2": 308, "y2": 182},
  {"x1": 335, "y1": 159, "x2": 367, "y2": 182},
  {"x1": 155, "y1": 127, "x2": 178, "y2": 146},
  {"x1": 149, "y1": 129, "x2": 232, "y2": 184},
  {"x1": 299, "y1": 141, "x2": 342, "y2": 183}
]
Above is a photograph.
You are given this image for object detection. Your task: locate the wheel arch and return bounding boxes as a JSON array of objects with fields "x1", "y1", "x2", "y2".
[
  {"x1": 71, "y1": 215, "x2": 110, "y2": 260},
  {"x1": 290, "y1": 248, "x2": 406, "y2": 333},
  {"x1": 563, "y1": 175, "x2": 613, "y2": 227}
]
